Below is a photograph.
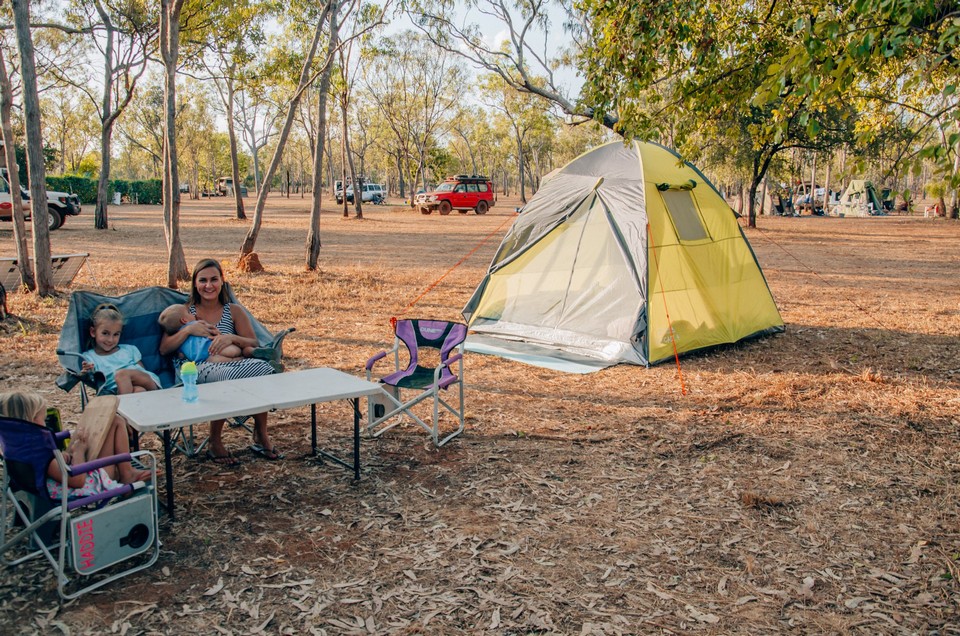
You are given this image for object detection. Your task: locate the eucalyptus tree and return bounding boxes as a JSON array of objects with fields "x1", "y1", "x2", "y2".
[
  {"x1": 335, "y1": 38, "x2": 361, "y2": 219},
  {"x1": 10, "y1": 0, "x2": 52, "y2": 294},
  {"x1": 117, "y1": 81, "x2": 165, "y2": 178},
  {"x1": 202, "y1": 0, "x2": 272, "y2": 219},
  {"x1": 480, "y1": 73, "x2": 552, "y2": 203},
  {"x1": 159, "y1": 0, "x2": 190, "y2": 284},
  {"x1": 56, "y1": 0, "x2": 157, "y2": 229},
  {"x1": 234, "y1": 78, "x2": 283, "y2": 194},
  {"x1": 40, "y1": 86, "x2": 98, "y2": 174},
  {"x1": 238, "y1": 0, "x2": 387, "y2": 259},
  {"x1": 0, "y1": 40, "x2": 33, "y2": 290},
  {"x1": 177, "y1": 80, "x2": 219, "y2": 195},
  {"x1": 757, "y1": 0, "x2": 959, "y2": 186},
  {"x1": 362, "y1": 31, "x2": 462, "y2": 196},
  {"x1": 407, "y1": 0, "x2": 613, "y2": 128}
]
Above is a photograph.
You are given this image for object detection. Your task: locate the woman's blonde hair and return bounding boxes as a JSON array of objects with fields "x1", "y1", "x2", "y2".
[{"x1": 0, "y1": 391, "x2": 46, "y2": 423}]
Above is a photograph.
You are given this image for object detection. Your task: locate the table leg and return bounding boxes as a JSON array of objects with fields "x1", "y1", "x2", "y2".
[
  {"x1": 352, "y1": 397, "x2": 360, "y2": 480},
  {"x1": 311, "y1": 403, "x2": 317, "y2": 455},
  {"x1": 163, "y1": 430, "x2": 175, "y2": 520}
]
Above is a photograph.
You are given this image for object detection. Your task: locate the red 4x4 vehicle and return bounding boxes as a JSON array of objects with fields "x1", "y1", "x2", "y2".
[{"x1": 414, "y1": 175, "x2": 494, "y2": 215}]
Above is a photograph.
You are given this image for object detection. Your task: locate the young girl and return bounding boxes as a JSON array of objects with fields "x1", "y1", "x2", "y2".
[
  {"x1": 0, "y1": 392, "x2": 151, "y2": 499},
  {"x1": 81, "y1": 303, "x2": 161, "y2": 394}
]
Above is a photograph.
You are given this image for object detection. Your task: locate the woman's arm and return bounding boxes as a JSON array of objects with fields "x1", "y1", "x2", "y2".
[
  {"x1": 159, "y1": 317, "x2": 218, "y2": 356},
  {"x1": 210, "y1": 303, "x2": 259, "y2": 355}
]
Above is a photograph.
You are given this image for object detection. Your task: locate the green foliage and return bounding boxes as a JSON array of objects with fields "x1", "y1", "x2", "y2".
[
  {"x1": 37, "y1": 176, "x2": 163, "y2": 205},
  {"x1": 110, "y1": 179, "x2": 163, "y2": 205},
  {"x1": 12, "y1": 145, "x2": 58, "y2": 185},
  {"x1": 46, "y1": 176, "x2": 98, "y2": 203}
]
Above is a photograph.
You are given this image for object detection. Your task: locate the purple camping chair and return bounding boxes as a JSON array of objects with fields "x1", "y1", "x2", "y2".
[
  {"x1": 0, "y1": 416, "x2": 159, "y2": 599},
  {"x1": 365, "y1": 319, "x2": 467, "y2": 446}
]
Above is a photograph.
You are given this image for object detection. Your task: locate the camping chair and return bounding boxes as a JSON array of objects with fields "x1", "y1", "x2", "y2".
[
  {"x1": 55, "y1": 286, "x2": 295, "y2": 457},
  {"x1": 365, "y1": 319, "x2": 467, "y2": 447},
  {"x1": 0, "y1": 415, "x2": 159, "y2": 599}
]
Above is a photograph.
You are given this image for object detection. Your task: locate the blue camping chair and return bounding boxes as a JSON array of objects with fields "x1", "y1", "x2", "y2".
[
  {"x1": 55, "y1": 286, "x2": 295, "y2": 456},
  {"x1": 365, "y1": 319, "x2": 467, "y2": 447},
  {"x1": 0, "y1": 412, "x2": 159, "y2": 599}
]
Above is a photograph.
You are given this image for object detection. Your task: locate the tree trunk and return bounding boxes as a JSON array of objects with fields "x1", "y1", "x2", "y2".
[
  {"x1": 95, "y1": 125, "x2": 112, "y2": 229},
  {"x1": 342, "y1": 101, "x2": 362, "y2": 219},
  {"x1": 951, "y1": 143, "x2": 960, "y2": 219},
  {"x1": 341, "y1": 104, "x2": 350, "y2": 218},
  {"x1": 94, "y1": 7, "x2": 114, "y2": 230},
  {"x1": 239, "y1": 3, "x2": 331, "y2": 258},
  {"x1": 823, "y1": 155, "x2": 832, "y2": 215},
  {"x1": 306, "y1": 1, "x2": 338, "y2": 270},
  {"x1": 225, "y1": 78, "x2": 246, "y2": 220},
  {"x1": 160, "y1": 0, "x2": 188, "y2": 286},
  {"x1": 0, "y1": 46, "x2": 34, "y2": 291},
  {"x1": 747, "y1": 177, "x2": 762, "y2": 229},
  {"x1": 809, "y1": 152, "x2": 817, "y2": 214},
  {"x1": 516, "y1": 133, "x2": 526, "y2": 204},
  {"x1": 11, "y1": 0, "x2": 53, "y2": 295}
]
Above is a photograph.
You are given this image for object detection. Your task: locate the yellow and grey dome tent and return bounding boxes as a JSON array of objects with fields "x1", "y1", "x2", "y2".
[{"x1": 462, "y1": 140, "x2": 784, "y2": 370}]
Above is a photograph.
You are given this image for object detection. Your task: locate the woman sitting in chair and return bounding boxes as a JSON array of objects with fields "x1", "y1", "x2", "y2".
[{"x1": 158, "y1": 258, "x2": 281, "y2": 465}]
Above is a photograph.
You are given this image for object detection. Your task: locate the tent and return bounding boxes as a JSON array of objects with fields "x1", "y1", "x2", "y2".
[
  {"x1": 833, "y1": 180, "x2": 883, "y2": 217},
  {"x1": 462, "y1": 140, "x2": 784, "y2": 371}
]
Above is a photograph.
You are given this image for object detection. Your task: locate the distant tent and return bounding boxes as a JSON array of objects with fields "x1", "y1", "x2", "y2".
[
  {"x1": 834, "y1": 180, "x2": 884, "y2": 217},
  {"x1": 462, "y1": 141, "x2": 785, "y2": 371}
]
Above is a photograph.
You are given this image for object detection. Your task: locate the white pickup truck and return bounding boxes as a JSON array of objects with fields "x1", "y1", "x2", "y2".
[{"x1": 0, "y1": 168, "x2": 81, "y2": 230}]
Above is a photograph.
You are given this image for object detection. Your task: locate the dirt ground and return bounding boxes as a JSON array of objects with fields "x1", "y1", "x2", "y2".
[{"x1": 0, "y1": 194, "x2": 957, "y2": 635}]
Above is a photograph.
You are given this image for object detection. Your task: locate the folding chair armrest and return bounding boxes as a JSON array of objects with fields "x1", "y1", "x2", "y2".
[
  {"x1": 366, "y1": 350, "x2": 388, "y2": 371},
  {"x1": 66, "y1": 483, "x2": 138, "y2": 511},
  {"x1": 68, "y1": 452, "x2": 133, "y2": 476},
  {"x1": 445, "y1": 352, "x2": 463, "y2": 367},
  {"x1": 55, "y1": 431, "x2": 71, "y2": 444},
  {"x1": 56, "y1": 348, "x2": 86, "y2": 372},
  {"x1": 270, "y1": 327, "x2": 296, "y2": 349}
]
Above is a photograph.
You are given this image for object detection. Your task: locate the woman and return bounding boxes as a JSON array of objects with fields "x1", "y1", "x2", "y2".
[{"x1": 159, "y1": 258, "x2": 281, "y2": 465}]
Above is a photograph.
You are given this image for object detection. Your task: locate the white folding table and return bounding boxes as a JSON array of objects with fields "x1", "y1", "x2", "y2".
[{"x1": 117, "y1": 368, "x2": 383, "y2": 518}]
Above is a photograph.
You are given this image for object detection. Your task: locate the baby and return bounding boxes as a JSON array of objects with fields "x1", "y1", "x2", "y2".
[
  {"x1": 158, "y1": 304, "x2": 281, "y2": 370},
  {"x1": 158, "y1": 304, "x2": 248, "y2": 363}
]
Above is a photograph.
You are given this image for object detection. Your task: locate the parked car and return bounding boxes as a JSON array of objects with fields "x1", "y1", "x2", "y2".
[
  {"x1": 0, "y1": 169, "x2": 79, "y2": 230},
  {"x1": 216, "y1": 177, "x2": 248, "y2": 197},
  {"x1": 414, "y1": 175, "x2": 494, "y2": 215},
  {"x1": 338, "y1": 182, "x2": 386, "y2": 204}
]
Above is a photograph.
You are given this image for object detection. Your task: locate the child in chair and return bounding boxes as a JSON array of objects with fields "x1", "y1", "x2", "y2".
[
  {"x1": 0, "y1": 391, "x2": 151, "y2": 499},
  {"x1": 158, "y1": 303, "x2": 280, "y2": 370},
  {"x1": 81, "y1": 304, "x2": 161, "y2": 394}
]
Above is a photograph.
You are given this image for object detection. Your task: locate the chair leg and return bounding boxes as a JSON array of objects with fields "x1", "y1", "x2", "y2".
[
  {"x1": 367, "y1": 383, "x2": 465, "y2": 447},
  {"x1": 171, "y1": 425, "x2": 208, "y2": 458}
]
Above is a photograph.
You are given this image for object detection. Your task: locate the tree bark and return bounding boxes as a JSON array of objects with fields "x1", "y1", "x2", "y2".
[
  {"x1": 160, "y1": 0, "x2": 188, "y2": 286},
  {"x1": 340, "y1": 94, "x2": 361, "y2": 220},
  {"x1": 0, "y1": 46, "x2": 35, "y2": 291},
  {"x1": 91, "y1": 0, "x2": 153, "y2": 230},
  {"x1": 239, "y1": 2, "x2": 332, "y2": 258},
  {"x1": 94, "y1": 1, "x2": 114, "y2": 230},
  {"x1": 11, "y1": 0, "x2": 53, "y2": 295},
  {"x1": 225, "y1": 76, "x2": 246, "y2": 220},
  {"x1": 306, "y1": 0, "x2": 339, "y2": 270}
]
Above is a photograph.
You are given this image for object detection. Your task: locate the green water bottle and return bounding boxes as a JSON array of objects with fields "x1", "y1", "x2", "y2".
[{"x1": 181, "y1": 361, "x2": 199, "y2": 403}]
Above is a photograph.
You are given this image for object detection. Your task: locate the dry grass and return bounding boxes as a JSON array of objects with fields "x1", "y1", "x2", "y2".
[{"x1": 0, "y1": 195, "x2": 958, "y2": 634}]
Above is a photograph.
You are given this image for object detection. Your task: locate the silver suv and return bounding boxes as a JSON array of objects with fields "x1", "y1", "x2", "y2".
[{"x1": 341, "y1": 183, "x2": 386, "y2": 204}]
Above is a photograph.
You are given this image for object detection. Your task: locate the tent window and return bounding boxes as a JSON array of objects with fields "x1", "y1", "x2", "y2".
[{"x1": 661, "y1": 190, "x2": 709, "y2": 242}]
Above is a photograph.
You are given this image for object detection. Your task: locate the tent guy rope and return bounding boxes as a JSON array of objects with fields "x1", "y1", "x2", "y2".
[
  {"x1": 646, "y1": 223, "x2": 688, "y2": 396},
  {"x1": 390, "y1": 214, "x2": 516, "y2": 331}
]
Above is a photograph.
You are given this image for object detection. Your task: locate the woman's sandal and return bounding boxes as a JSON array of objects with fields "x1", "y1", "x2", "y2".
[
  {"x1": 249, "y1": 443, "x2": 283, "y2": 461},
  {"x1": 205, "y1": 449, "x2": 240, "y2": 467}
]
